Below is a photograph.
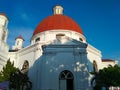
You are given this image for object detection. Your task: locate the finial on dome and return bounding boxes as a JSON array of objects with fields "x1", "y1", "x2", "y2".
[{"x1": 53, "y1": 5, "x2": 63, "y2": 15}]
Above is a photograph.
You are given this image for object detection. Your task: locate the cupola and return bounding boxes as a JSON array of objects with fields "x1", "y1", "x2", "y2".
[
  {"x1": 53, "y1": 5, "x2": 63, "y2": 15},
  {"x1": 12, "y1": 35, "x2": 24, "y2": 50}
]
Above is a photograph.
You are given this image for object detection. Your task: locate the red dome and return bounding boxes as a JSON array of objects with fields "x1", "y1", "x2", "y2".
[{"x1": 33, "y1": 14, "x2": 83, "y2": 36}]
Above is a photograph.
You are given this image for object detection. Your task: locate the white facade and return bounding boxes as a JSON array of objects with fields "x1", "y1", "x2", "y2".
[
  {"x1": 0, "y1": 5, "x2": 117, "y2": 90},
  {"x1": 0, "y1": 14, "x2": 9, "y2": 71}
]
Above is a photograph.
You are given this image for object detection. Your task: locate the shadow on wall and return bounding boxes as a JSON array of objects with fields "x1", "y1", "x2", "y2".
[{"x1": 28, "y1": 40, "x2": 94, "y2": 90}]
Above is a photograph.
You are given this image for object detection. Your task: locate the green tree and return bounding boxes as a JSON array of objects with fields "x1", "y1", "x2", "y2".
[
  {"x1": 91, "y1": 64, "x2": 120, "y2": 90},
  {"x1": 0, "y1": 59, "x2": 18, "y2": 82},
  {"x1": 0, "y1": 59, "x2": 32, "y2": 90}
]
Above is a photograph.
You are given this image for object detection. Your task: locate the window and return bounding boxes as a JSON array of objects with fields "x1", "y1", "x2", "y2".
[
  {"x1": 56, "y1": 34, "x2": 65, "y2": 39},
  {"x1": 59, "y1": 70, "x2": 74, "y2": 90},
  {"x1": 17, "y1": 41, "x2": 19, "y2": 45},
  {"x1": 79, "y1": 38, "x2": 83, "y2": 42},
  {"x1": 35, "y1": 37, "x2": 40, "y2": 42}
]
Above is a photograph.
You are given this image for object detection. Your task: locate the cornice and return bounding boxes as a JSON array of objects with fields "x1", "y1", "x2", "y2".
[
  {"x1": 42, "y1": 44, "x2": 87, "y2": 49},
  {"x1": 87, "y1": 44, "x2": 101, "y2": 56}
]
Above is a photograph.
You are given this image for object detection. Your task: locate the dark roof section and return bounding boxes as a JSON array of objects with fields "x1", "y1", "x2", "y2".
[
  {"x1": 15, "y1": 35, "x2": 25, "y2": 41},
  {"x1": 9, "y1": 49, "x2": 19, "y2": 52},
  {"x1": 0, "y1": 13, "x2": 8, "y2": 19},
  {"x1": 102, "y1": 59, "x2": 115, "y2": 62}
]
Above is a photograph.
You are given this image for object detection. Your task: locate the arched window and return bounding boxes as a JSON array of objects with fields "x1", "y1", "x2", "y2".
[
  {"x1": 79, "y1": 38, "x2": 83, "y2": 42},
  {"x1": 35, "y1": 37, "x2": 40, "y2": 42},
  {"x1": 17, "y1": 41, "x2": 19, "y2": 45},
  {"x1": 59, "y1": 70, "x2": 74, "y2": 90},
  {"x1": 21, "y1": 60, "x2": 29, "y2": 74},
  {"x1": 93, "y1": 61, "x2": 98, "y2": 72}
]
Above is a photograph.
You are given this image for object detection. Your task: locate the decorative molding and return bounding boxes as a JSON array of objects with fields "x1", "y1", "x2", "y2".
[
  {"x1": 42, "y1": 44, "x2": 87, "y2": 49},
  {"x1": 43, "y1": 51, "x2": 57, "y2": 55},
  {"x1": 87, "y1": 44, "x2": 101, "y2": 55},
  {"x1": 73, "y1": 51, "x2": 87, "y2": 56},
  {"x1": 17, "y1": 44, "x2": 42, "y2": 56},
  {"x1": 73, "y1": 52, "x2": 80, "y2": 56}
]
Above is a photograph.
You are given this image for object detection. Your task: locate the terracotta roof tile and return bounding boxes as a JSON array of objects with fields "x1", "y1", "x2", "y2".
[
  {"x1": 16, "y1": 35, "x2": 25, "y2": 41},
  {"x1": 102, "y1": 59, "x2": 115, "y2": 62},
  {"x1": 33, "y1": 15, "x2": 83, "y2": 36}
]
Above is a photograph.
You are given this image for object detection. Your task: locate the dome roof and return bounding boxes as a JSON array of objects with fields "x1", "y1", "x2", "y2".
[
  {"x1": 0, "y1": 13, "x2": 8, "y2": 19},
  {"x1": 16, "y1": 35, "x2": 24, "y2": 41},
  {"x1": 0, "y1": 13, "x2": 6, "y2": 16},
  {"x1": 33, "y1": 5, "x2": 83, "y2": 36},
  {"x1": 33, "y1": 15, "x2": 83, "y2": 36}
]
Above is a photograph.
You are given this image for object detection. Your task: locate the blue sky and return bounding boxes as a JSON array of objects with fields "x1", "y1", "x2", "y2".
[{"x1": 0, "y1": 0, "x2": 120, "y2": 61}]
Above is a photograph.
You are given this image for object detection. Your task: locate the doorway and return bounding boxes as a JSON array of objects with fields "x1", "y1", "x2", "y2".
[{"x1": 59, "y1": 70, "x2": 74, "y2": 90}]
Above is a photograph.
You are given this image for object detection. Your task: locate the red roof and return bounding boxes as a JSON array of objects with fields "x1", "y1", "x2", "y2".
[
  {"x1": 0, "y1": 13, "x2": 8, "y2": 19},
  {"x1": 102, "y1": 59, "x2": 115, "y2": 62},
  {"x1": 16, "y1": 35, "x2": 24, "y2": 41},
  {"x1": 0, "y1": 13, "x2": 6, "y2": 16},
  {"x1": 33, "y1": 14, "x2": 83, "y2": 36}
]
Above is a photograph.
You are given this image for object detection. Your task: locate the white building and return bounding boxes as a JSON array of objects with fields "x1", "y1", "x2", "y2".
[{"x1": 0, "y1": 5, "x2": 117, "y2": 90}]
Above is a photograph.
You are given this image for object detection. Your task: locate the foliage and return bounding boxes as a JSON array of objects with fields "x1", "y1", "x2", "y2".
[
  {"x1": 0, "y1": 59, "x2": 18, "y2": 82},
  {"x1": 91, "y1": 64, "x2": 120, "y2": 90},
  {"x1": 9, "y1": 70, "x2": 32, "y2": 90},
  {"x1": 0, "y1": 59, "x2": 32, "y2": 89}
]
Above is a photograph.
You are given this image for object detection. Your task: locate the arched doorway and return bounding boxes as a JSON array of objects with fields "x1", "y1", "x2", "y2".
[
  {"x1": 93, "y1": 60, "x2": 98, "y2": 72},
  {"x1": 21, "y1": 60, "x2": 29, "y2": 74},
  {"x1": 59, "y1": 70, "x2": 74, "y2": 90}
]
